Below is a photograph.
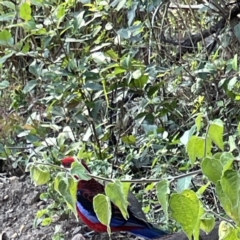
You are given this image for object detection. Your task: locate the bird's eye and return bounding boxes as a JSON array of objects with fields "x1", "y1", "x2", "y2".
[{"x1": 62, "y1": 162, "x2": 71, "y2": 167}]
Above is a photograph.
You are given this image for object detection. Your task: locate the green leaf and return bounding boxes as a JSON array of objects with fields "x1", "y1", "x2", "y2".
[
  {"x1": 129, "y1": 75, "x2": 148, "y2": 89},
  {"x1": 0, "y1": 30, "x2": 13, "y2": 46},
  {"x1": 0, "y1": 1, "x2": 16, "y2": 10},
  {"x1": 76, "y1": 143, "x2": 92, "y2": 160},
  {"x1": 29, "y1": 0, "x2": 43, "y2": 6},
  {"x1": 75, "y1": 11, "x2": 85, "y2": 29},
  {"x1": 195, "y1": 113, "x2": 203, "y2": 132},
  {"x1": 54, "y1": 174, "x2": 78, "y2": 218},
  {"x1": 218, "y1": 221, "x2": 237, "y2": 240},
  {"x1": 197, "y1": 181, "x2": 210, "y2": 195},
  {"x1": 228, "y1": 77, "x2": 237, "y2": 91},
  {"x1": 0, "y1": 80, "x2": 9, "y2": 89},
  {"x1": 147, "y1": 83, "x2": 164, "y2": 98},
  {"x1": 105, "y1": 180, "x2": 129, "y2": 220},
  {"x1": 29, "y1": 60, "x2": 40, "y2": 77},
  {"x1": 83, "y1": 71, "x2": 100, "y2": 81},
  {"x1": 145, "y1": 182, "x2": 155, "y2": 191},
  {"x1": 128, "y1": 2, "x2": 137, "y2": 26},
  {"x1": 220, "y1": 170, "x2": 240, "y2": 225},
  {"x1": 238, "y1": 122, "x2": 240, "y2": 135},
  {"x1": 66, "y1": 176, "x2": 78, "y2": 215},
  {"x1": 56, "y1": 179, "x2": 68, "y2": 195},
  {"x1": 91, "y1": 52, "x2": 109, "y2": 64},
  {"x1": 228, "y1": 136, "x2": 237, "y2": 152},
  {"x1": 105, "y1": 22, "x2": 113, "y2": 30},
  {"x1": 232, "y1": 54, "x2": 238, "y2": 71},
  {"x1": 56, "y1": 4, "x2": 65, "y2": 20},
  {"x1": 57, "y1": 126, "x2": 75, "y2": 146},
  {"x1": 208, "y1": 119, "x2": 224, "y2": 150},
  {"x1": 220, "y1": 152, "x2": 234, "y2": 173},
  {"x1": 57, "y1": 132, "x2": 65, "y2": 148},
  {"x1": 132, "y1": 69, "x2": 142, "y2": 79},
  {"x1": 41, "y1": 217, "x2": 52, "y2": 226},
  {"x1": 176, "y1": 176, "x2": 192, "y2": 192},
  {"x1": 187, "y1": 136, "x2": 211, "y2": 165},
  {"x1": 105, "y1": 49, "x2": 118, "y2": 61},
  {"x1": 116, "y1": 0, "x2": 127, "y2": 11},
  {"x1": 0, "y1": 12, "x2": 15, "y2": 22},
  {"x1": 169, "y1": 190, "x2": 204, "y2": 240},
  {"x1": 234, "y1": 23, "x2": 240, "y2": 41},
  {"x1": 200, "y1": 214, "x2": 215, "y2": 233},
  {"x1": 36, "y1": 209, "x2": 48, "y2": 218},
  {"x1": 122, "y1": 182, "x2": 130, "y2": 200},
  {"x1": 216, "y1": 182, "x2": 232, "y2": 223},
  {"x1": 71, "y1": 161, "x2": 91, "y2": 180},
  {"x1": 180, "y1": 125, "x2": 196, "y2": 145},
  {"x1": 83, "y1": 82, "x2": 102, "y2": 91},
  {"x1": 201, "y1": 157, "x2": 223, "y2": 185},
  {"x1": 0, "y1": 52, "x2": 15, "y2": 66},
  {"x1": 156, "y1": 180, "x2": 170, "y2": 221},
  {"x1": 121, "y1": 54, "x2": 131, "y2": 69},
  {"x1": 114, "y1": 67, "x2": 126, "y2": 75},
  {"x1": 23, "y1": 80, "x2": 37, "y2": 93},
  {"x1": 39, "y1": 193, "x2": 48, "y2": 201},
  {"x1": 93, "y1": 194, "x2": 111, "y2": 235},
  {"x1": 121, "y1": 135, "x2": 136, "y2": 145},
  {"x1": 54, "y1": 172, "x2": 65, "y2": 193},
  {"x1": 30, "y1": 165, "x2": 50, "y2": 185},
  {"x1": 20, "y1": 2, "x2": 32, "y2": 21},
  {"x1": 22, "y1": 42, "x2": 30, "y2": 53}
]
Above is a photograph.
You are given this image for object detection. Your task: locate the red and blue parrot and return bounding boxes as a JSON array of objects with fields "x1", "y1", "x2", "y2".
[{"x1": 61, "y1": 157, "x2": 168, "y2": 239}]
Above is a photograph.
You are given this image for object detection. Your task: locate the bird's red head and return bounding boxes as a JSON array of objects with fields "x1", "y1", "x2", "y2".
[
  {"x1": 61, "y1": 156, "x2": 91, "y2": 173},
  {"x1": 61, "y1": 156, "x2": 75, "y2": 168}
]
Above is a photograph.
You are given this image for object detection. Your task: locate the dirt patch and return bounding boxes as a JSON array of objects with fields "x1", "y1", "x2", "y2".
[{"x1": 0, "y1": 175, "x2": 141, "y2": 240}]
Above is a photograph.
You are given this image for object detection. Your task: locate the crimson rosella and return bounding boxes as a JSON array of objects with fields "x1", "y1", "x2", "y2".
[{"x1": 61, "y1": 157, "x2": 168, "y2": 239}]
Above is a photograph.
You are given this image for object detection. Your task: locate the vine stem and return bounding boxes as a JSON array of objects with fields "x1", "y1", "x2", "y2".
[
  {"x1": 206, "y1": 210, "x2": 235, "y2": 227},
  {"x1": 31, "y1": 162, "x2": 201, "y2": 184}
]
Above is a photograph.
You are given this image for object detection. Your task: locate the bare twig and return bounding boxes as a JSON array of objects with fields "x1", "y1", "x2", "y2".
[{"x1": 32, "y1": 162, "x2": 202, "y2": 184}]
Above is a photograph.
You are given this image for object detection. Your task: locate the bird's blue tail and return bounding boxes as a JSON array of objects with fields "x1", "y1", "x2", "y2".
[{"x1": 130, "y1": 226, "x2": 168, "y2": 239}]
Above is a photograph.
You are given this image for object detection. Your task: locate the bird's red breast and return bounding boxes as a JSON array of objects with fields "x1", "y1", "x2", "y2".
[{"x1": 61, "y1": 156, "x2": 168, "y2": 239}]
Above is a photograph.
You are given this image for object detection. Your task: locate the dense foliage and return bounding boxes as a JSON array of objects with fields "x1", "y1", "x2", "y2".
[{"x1": 1, "y1": 0, "x2": 240, "y2": 239}]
